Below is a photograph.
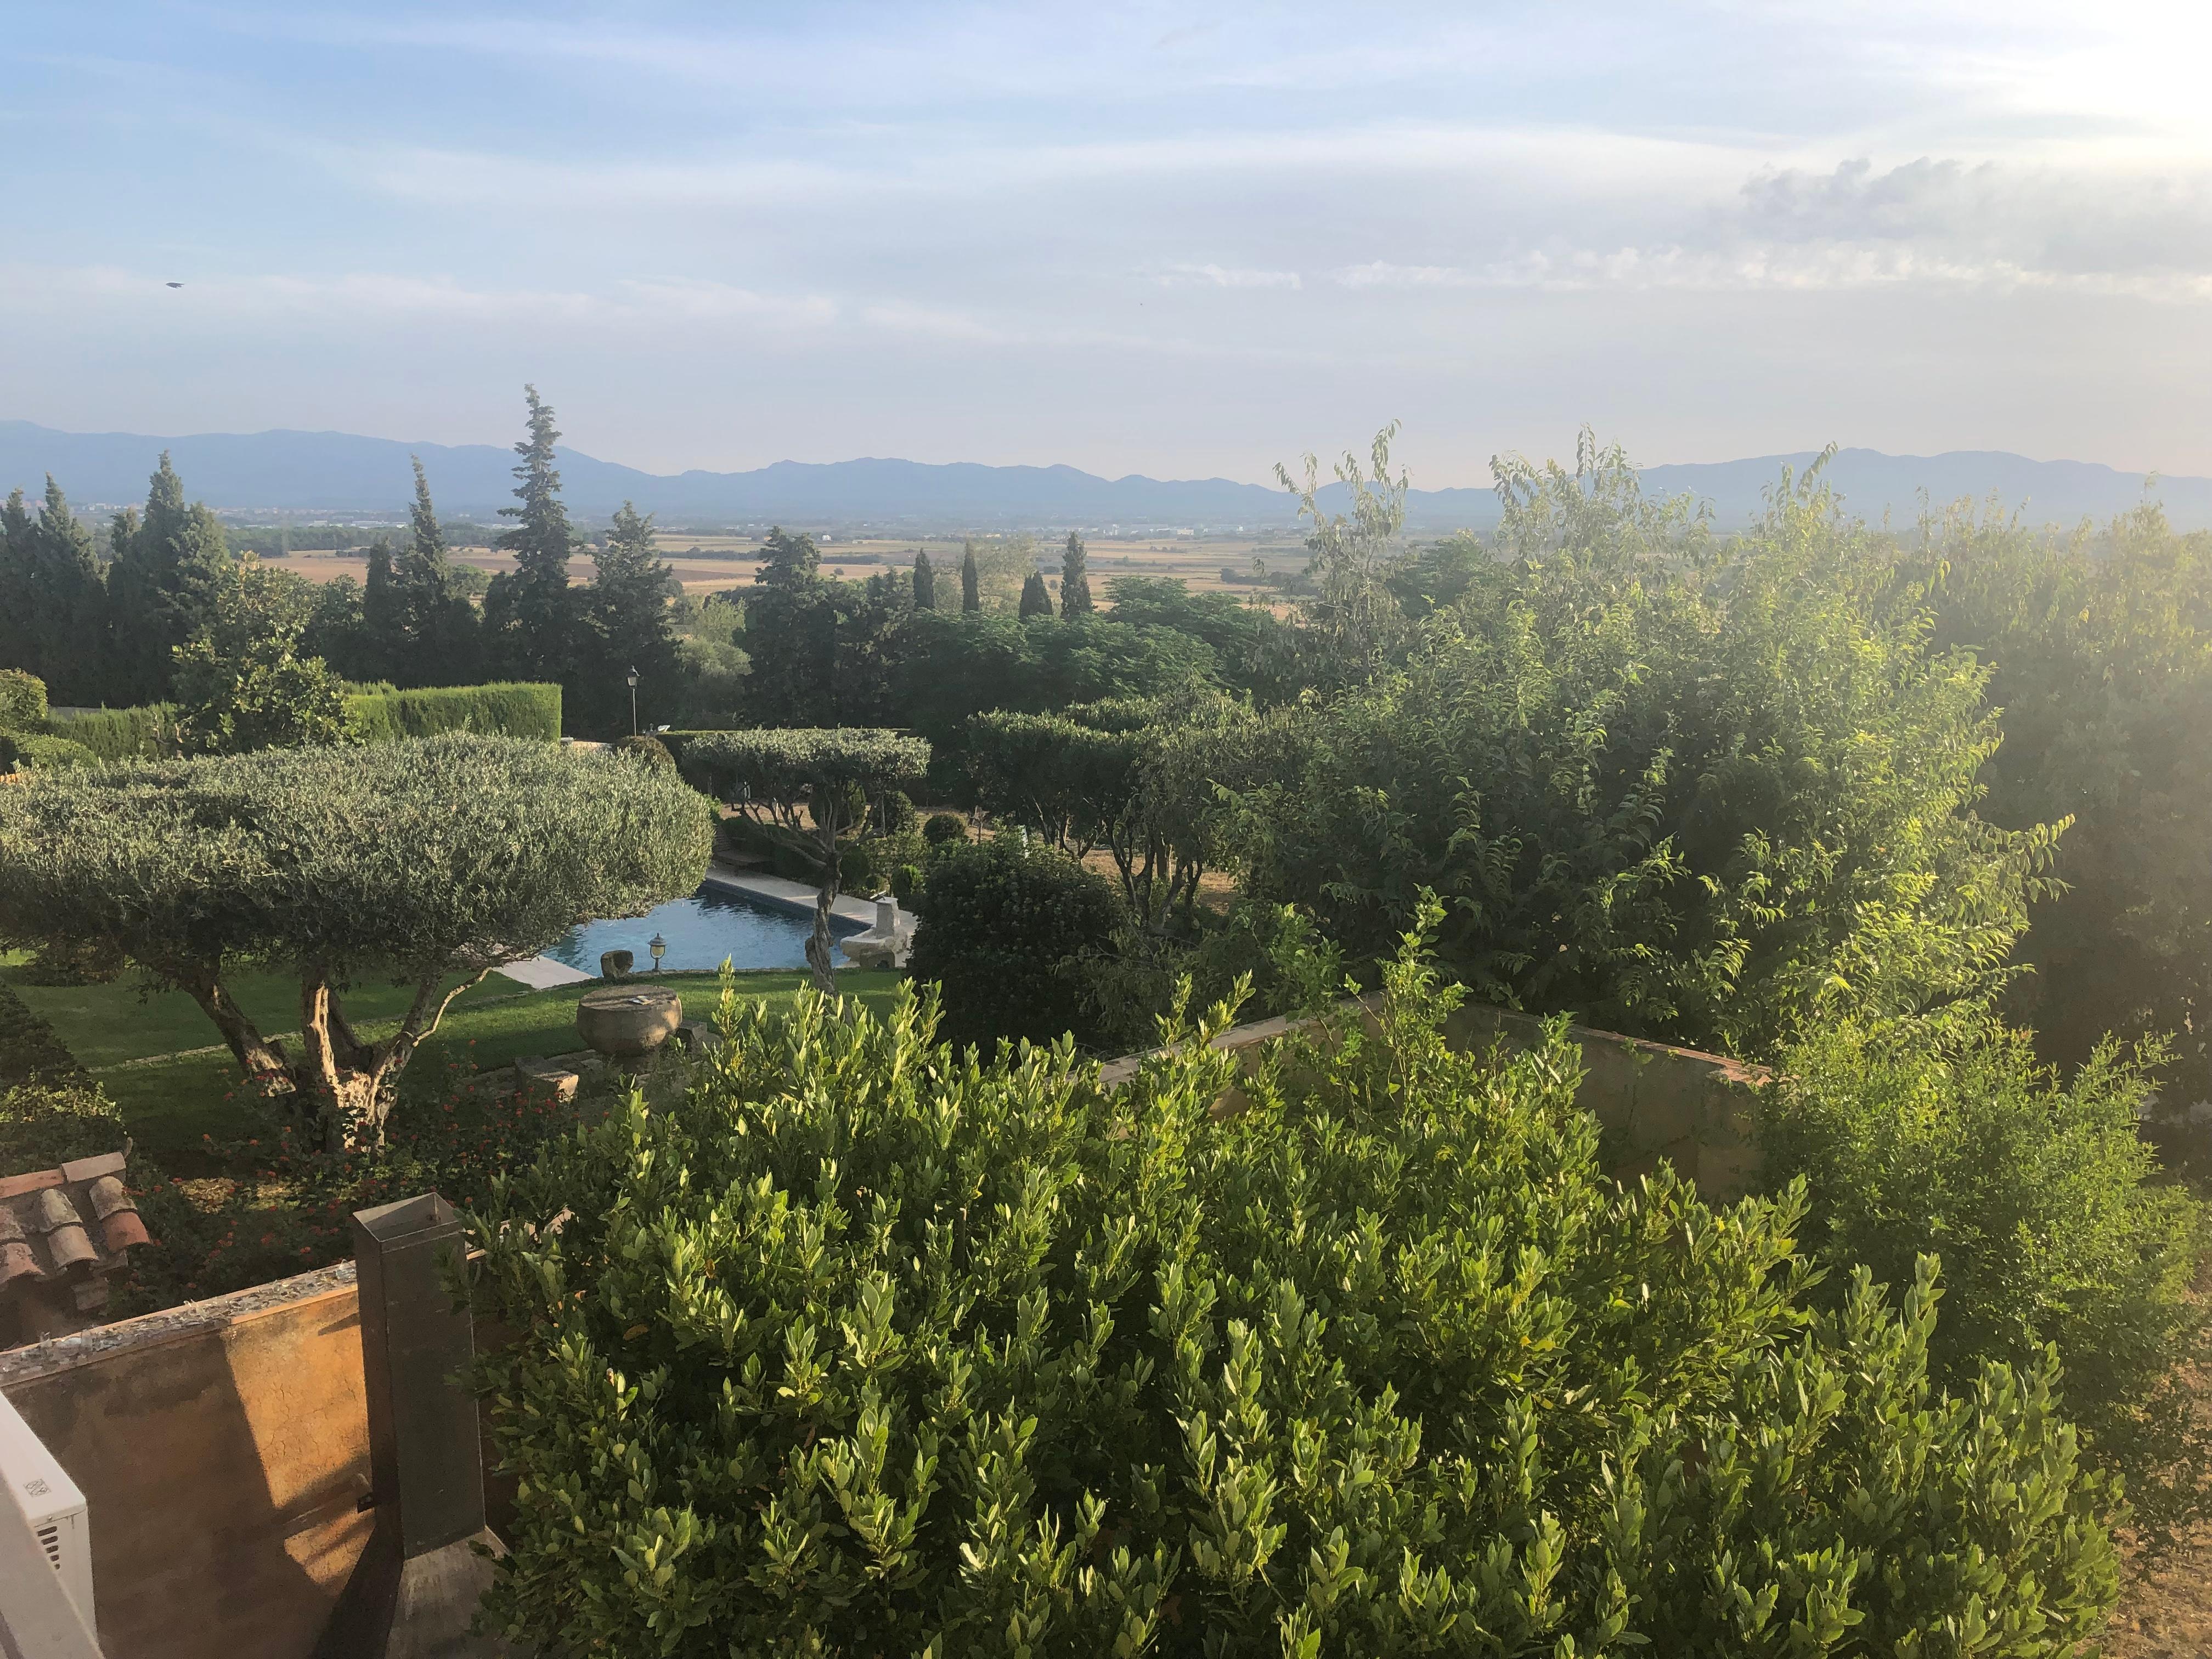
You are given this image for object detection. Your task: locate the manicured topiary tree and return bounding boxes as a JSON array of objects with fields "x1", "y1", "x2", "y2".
[
  {"x1": 687, "y1": 727, "x2": 929, "y2": 991},
  {"x1": 469, "y1": 912, "x2": 2121, "y2": 1656},
  {"x1": 0, "y1": 734, "x2": 713, "y2": 1148}
]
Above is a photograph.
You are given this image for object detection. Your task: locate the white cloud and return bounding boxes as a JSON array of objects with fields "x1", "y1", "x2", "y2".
[{"x1": 1158, "y1": 263, "x2": 1302, "y2": 290}]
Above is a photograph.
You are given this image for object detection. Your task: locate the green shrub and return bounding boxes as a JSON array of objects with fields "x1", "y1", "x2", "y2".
[
  {"x1": 910, "y1": 835, "x2": 1130, "y2": 1051},
  {"x1": 0, "y1": 1079, "x2": 134, "y2": 1173},
  {"x1": 876, "y1": 788, "x2": 918, "y2": 834},
  {"x1": 47, "y1": 704, "x2": 178, "y2": 760},
  {"x1": 0, "y1": 732, "x2": 96, "y2": 772},
  {"x1": 0, "y1": 669, "x2": 47, "y2": 731},
  {"x1": 469, "y1": 928, "x2": 2123, "y2": 1656},
  {"x1": 922, "y1": 809, "x2": 969, "y2": 844},
  {"x1": 612, "y1": 732, "x2": 676, "y2": 770},
  {"x1": 888, "y1": 861, "x2": 922, "y2": 902},
  {"x1": 343, "y1": 681, "x2": 563, "y2": 743},
  {"x1": 1762, "y1": 1020, "x2": 2212, "y2": 1549},
  {"x1": 0, "y1": 981, "x2": 82, "y2": 1085}
]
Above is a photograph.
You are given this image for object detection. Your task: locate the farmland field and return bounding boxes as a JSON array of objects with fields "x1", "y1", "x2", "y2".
[{"x1": 259, "y1": 532, "x2": 1310, "y2": 601}]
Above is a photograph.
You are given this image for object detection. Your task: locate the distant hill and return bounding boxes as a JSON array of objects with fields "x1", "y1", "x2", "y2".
[{"x1": 2, "y1": 419, "x2": 2205, "y2": 532}]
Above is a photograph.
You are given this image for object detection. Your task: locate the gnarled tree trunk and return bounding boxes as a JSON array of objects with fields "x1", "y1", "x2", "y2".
[
  {"x1": 807, "y1": 814, "x2": 841, "y2": 995},
  {"x1": 174, "y1": 956, "x2": 492, "y2": 1152}
]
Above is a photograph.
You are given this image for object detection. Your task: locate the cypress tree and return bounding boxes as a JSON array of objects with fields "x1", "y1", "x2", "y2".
[
  {"x1": 912, "y1": 549, "x2": 936, "y2": 610},
  {"x1": 486, "y1": 385, "x2": 579, "y2": 691},
  {"x1": 589, "y1": 501, "x2": 681, "y2": 735},
  {"x1": 394, "y1": 458, "x2": 479, "y2": 686},
  {"x1": 1018, "y1": 570, "x2": 1053, "y2": 619},
  {"x1": 1059, "y1": 531, "x2": 1094, "y2": 616},
  {"x1": 961, "y1": 543, "x2": 981, "y2": 613},
  {"x1": 362, "y1": 536, "x2": 403, "y2": 681},
  {"x1": 746, "y1": 527, "x2": 836, "y2": 724},
  {"x1": 22, "y1": 479, "x2": 107, "y2": 704},
  {"x1": 104, "y1": 454, "x2": 237, "y2": 704},
  {"x1": 0, "y1": 492, "x2": 31, "y2": 679}
]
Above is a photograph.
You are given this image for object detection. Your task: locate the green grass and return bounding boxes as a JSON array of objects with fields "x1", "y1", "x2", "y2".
[
  {"x1": 1, "y1": 958, "x2": 901, "y2": 1166},
  {"x1": 7, "y1": 960, "x2": 531, "y2": 1069}
]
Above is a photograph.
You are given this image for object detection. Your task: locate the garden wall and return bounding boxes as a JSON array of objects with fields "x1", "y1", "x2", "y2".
[
  {"x1": 0, "y1": 1265, "x2": 371, "y2": 1659},
  {"x1": 1099, "y1": 998, "x2": 1770, "y2": 1194}
]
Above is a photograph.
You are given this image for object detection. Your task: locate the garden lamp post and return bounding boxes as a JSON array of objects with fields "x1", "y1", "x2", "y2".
[
  {"x1": 626, "y1": 667, "x2": 639, "y2": 736},
  {"x1": 649, "y1": 932, "x2": 666, "y2": 973}
]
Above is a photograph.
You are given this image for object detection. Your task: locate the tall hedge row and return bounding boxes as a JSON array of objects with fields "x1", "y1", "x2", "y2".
[
  {"x1": 49, "y1": 703, "x2": 179, "y2": 760},
  {"x1": 343, "y1": 681, "x2": 563, "y2": 743},
  {"x1": 46, "y1": 683, "x2": 565, "y2": 756}
]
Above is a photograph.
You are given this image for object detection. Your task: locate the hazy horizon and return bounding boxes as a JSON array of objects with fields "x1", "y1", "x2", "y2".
[{"x1": 9, "y1": 2, "x2": 2211, "y2": 484}]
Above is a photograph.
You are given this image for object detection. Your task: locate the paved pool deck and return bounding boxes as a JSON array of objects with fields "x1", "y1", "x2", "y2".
[
  {"x1": 500, "y1": 866, "x2": 883, "y2": 988},
  {"x1": 698, "y1": 865, "x2": 881, "y2": 928}
]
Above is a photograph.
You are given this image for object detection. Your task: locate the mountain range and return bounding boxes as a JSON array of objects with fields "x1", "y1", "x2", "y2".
[{"x1": 3, "y1": 419, "x2": 2205, "y2": 532}]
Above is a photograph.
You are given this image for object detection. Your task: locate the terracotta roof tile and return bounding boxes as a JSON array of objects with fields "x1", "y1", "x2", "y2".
[
  {"x1": 0, "y1": 1149, "x2": 150, "y2": 1329},
  {"x1": 0, "y1": 1240, "x2": 38, "y2": 1293},
  {"x1": 100, "y1": 1210, "x2": 151, "y2": 1254}
]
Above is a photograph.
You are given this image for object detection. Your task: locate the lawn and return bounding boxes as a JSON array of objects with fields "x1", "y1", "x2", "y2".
[{"x1": 4, "y1": 957, "x2": 902, "y2": 1166}]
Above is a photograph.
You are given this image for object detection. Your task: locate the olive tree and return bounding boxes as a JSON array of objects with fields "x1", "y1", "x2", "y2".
[
  {"x1": 0, "y1": 733, "x2": 714, "y2": 1148},
  {"x1": 687, "y1": 727, "x2": 929, "y2": 990}
]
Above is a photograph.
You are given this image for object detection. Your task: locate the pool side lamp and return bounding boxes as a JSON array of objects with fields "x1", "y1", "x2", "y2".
[{"x1": 649, "y1": 932, "x2": 667, "y2": 971}]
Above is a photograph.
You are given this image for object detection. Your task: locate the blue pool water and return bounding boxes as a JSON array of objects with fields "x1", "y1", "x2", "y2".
[{"x1": 545, "y1": 885, "x2": 856, "y2": 974}]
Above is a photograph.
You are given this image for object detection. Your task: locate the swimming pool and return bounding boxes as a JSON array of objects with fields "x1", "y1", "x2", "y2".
[{"x1": 544, "y1": 885, "x2": 858, "y2": 975}]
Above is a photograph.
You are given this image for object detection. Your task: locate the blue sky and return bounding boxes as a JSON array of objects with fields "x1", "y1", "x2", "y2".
[{"x1": 8, "y1": 1, "x2": 2210, "y2": 484}]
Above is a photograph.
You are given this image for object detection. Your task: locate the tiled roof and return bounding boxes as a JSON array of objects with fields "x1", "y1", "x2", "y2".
[{"x1": 0, "y1": 1153, "x2": 149, "y2": 1297}]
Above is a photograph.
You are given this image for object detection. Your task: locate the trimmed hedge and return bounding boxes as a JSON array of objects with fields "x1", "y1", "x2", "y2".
[
  {"x1": 0, "y1": 732, "x2": 97, "y2": 772},
  {"x1": 344, "y1": 681, "x2": 563, "y2": 743},
  {"x1": 469, "y1": 927, "x2": 2125, "y2": 1655},
  {"x1": 50, "y1": 704, "x2": 178, "y2": 760}
]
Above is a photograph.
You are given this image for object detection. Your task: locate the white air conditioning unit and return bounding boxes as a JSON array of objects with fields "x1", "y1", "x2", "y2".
[{"x1": 0, "y1": 1391, "x2": 93, "y2": 1639}]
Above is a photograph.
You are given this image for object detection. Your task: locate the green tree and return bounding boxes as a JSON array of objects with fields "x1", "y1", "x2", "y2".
[
  {"x1": 484, "y1": 385, "x2": 581, "y2": 697},
  {"x1": 301, "y1": 574, "x2": 375, "y2": 681},
  {"x1": 1059, "y1": 529, "x2": 1093, "y2": 616},
  {"x1": 0, "y1": 492, "x2": 33, "y2": 686},
  {"x1": 28, "y1": 478, "x2": 110, "y2": 707},
  {"x1": 911, "y1": 548, "x2": 936, "y2": 610},
  {"x1": 469, "y1": 914, "x2": 2121, "y2": 1656},
  {"x1": 1235, "y1": 462, "x2": 2061, "y2": 1061},
  {"x1": 0, "y1": 735, "x2": 712, "y2": 1148},
  {"x1": 960, "y1": 541, "x2": 981, "y2": 613},
  {"x1": 586, "y1": 501, "x2": 680, "y2": 735},
  {"x1": 104, "y1": 454, "x2": 238, "y2": 704},
  {"x1": 1017, "y1": 568, "x2": 1053, "y2": 618},
  {"x1": 687, "y1": 727, "x2": 929, "y2": 991},
  {"x1": 172, "y1": 556, "x2": 352, "y2": 754},
  {"x1": 741, "y1": 527, "x2": 836, "y2": 725},
  {"x1": 368, "y1": 458, "x2": 483, "y2": 688},
  {"x1": 360, "y1": 535, "x2": 404, "y2": 681},
  {"x1": 1269, "y1": 423, "x2": 1412, "y2": 692},
  {"x1": 1896, "y1": 497, "x2": 2212, "y2": 1105}
]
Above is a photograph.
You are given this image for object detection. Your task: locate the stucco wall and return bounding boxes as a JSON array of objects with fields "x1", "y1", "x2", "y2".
[{"x1": 0, "y1": 1265, "x2": 372, "y2": 1659}]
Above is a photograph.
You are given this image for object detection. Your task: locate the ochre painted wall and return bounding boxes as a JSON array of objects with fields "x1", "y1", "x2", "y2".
[{"x1": 1, "y1": 1267, "x2": 372, "y2": 1659}]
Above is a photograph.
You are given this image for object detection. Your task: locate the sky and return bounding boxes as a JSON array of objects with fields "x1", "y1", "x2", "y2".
[{"x1": 6, "y1": 1, "x2": 2211, "y2": 486}]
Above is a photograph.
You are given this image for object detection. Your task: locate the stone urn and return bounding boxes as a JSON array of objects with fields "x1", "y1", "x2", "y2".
[
  {"x1": 600, "y1": 949, "x2": 635, "y2": 980},
  {"x1": 576, "y1": 985, "x2": 682, "y2": 1057}
]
